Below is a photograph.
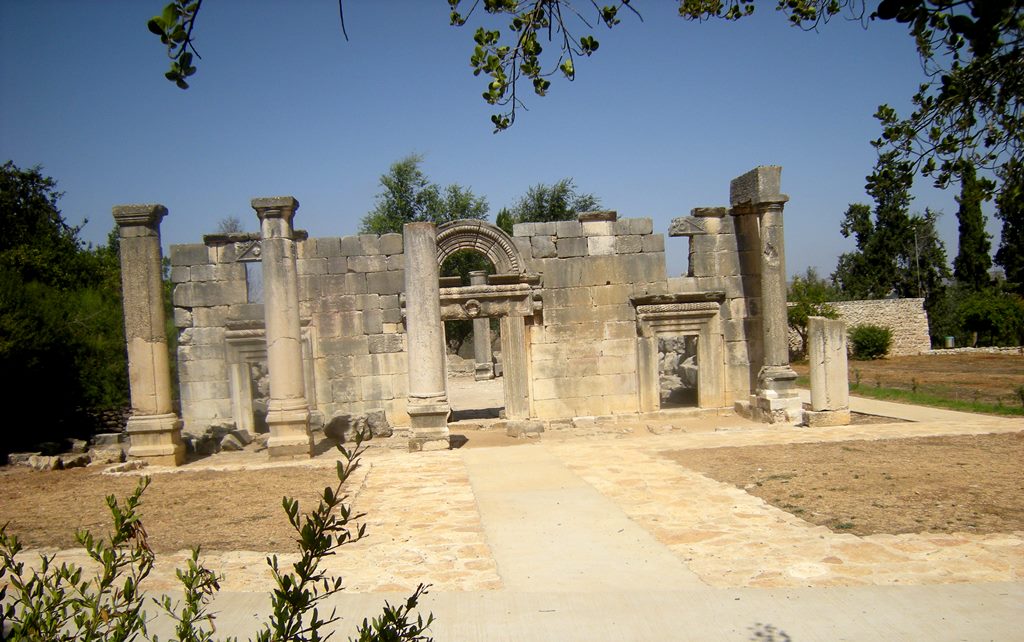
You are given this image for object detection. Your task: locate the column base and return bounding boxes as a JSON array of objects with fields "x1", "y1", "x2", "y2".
[
  {"x1": 474, "y1": 363, "x2": 495, "y2": 381},
  {"x1": 126, "y1": 413, "x2": 185, "y2": 466},
  {"x1": 266, "y1": 399, "x2": 313, "y2": 459},
  {"x1": 752, "y1": 365, "x2": 802, "y2": 425},
  {"x1": 804, "y1": 408, "x2": 851, "y2": 427},
  {"x1": 407, "y1": 401, "x2": 450, "y2": 452}
]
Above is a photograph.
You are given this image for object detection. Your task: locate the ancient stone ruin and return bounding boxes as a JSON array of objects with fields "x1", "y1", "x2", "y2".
[{"x1": 114, "y1": 166, "x2": 806, "y2": 464}]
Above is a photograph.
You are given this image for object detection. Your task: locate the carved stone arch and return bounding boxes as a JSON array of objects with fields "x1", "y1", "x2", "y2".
[{"x1": 435, "y1": 219, "x2": 523, "y2": 274}]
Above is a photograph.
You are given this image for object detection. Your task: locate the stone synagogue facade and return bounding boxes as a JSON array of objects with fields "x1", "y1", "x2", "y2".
[{"x1": 114, "y1": 167, "x2": 805, "y2": 465}]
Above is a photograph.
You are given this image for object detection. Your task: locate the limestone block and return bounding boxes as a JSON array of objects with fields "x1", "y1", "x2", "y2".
[
  {"x1": 339, "y1": 236, "x2": 363, "y2": 256},
  {"x1": 556, "y1": 220, "x2": 583, "y2": 237},
  {"x1": 382, "y1": 322, "x2": 402, "y2": 333},
  {"x1": 540, "y1": 258, "x2": 585, "y2": 288},
  {"x1": 582, "y1": 220, "x2": 614, "y2": 237},
  {"x1": 354, "y1": 234, "x2": 380, "y2": 255},
  {"x1": 320, "y1": 335, "x2": 369, "y2": 356},
  {"x1": 628, "y1": 217, "x2": 654, "y2": 235},
  {"x1": 604, "y1": 393, "x2": 638, "y2": 414},
  {"x1": 618, "y1": 253, "x2": 667, "y2": 285},
  {"x1": 299, "y1": 275, "x2": 322, "y2": 301},
  {"x1": 362, "y1": 308, "x2": 383, "y2": 334},
  {"x1": 642, "y1": 235, "x2": 665, "y2": 253},
  {"x1": 387, "y1": 254, "x2": 405, "y2": 271},
  {"x1": 730, "y1": 166, "x2": 784, "y2": 206},
  {"x1": 578, "y1": 256, "x2": 621, "y2": 286},
  {"x1": 540, "y1": 322, "x2": 605, "y2": 345},
  {"x1": 177, "y1": 343, "x2": 225, "y2": 362},
  {"x1": 512, "y1": 222, "x2": 534, "y2": 237},
  {"x1": 348, "y1": 255, "x2": 387, "y2": 273},
  {"x1": 667, "y1": 217, "x2": 706, "y2": 237},
  {"x1": 367, "y1": 270, "x2": 404, "y2": 295},
  {"x1": 603, "y1": 321, "x2": 636, "y2": 340},
  {"x1": 502, "y1": 420, "x2": 544, "y2": 438},
  {"x1": 354, "y1": 293, "x2": 380, "y2": 310},
  {"x1": 600, "y1": 338, "x2": 635, "y2": 358},
  {"x1": 360, "y1": 375, "x2": 394, "y2": 401},
  {"x1": 590, "y1": 283, "x2": 629, "y2": 307},
  {"x1": 614, "y1": 235, "x2": 642, "y2": 254},
  {"x1": 597, "y1": 355, "x2": 634, "y2": 375},
  {"x1": 382, "y1": 306, "x2": 402, "y2": 324},
  {"x1": 532, "y1": 339, "x2": 600, "y2": 361},
  {"x1": 804, "y1": 408, "x2": 851, "y2": 427},
  {"x1": 556, "y1": 237, "x2": 587, "y2": 258},
  {"x1": 180, "y1": 380, "x2": 230, "y2": 402},
  {"x1": 324, "y1": 273, "x2": 367, "y2": 295},
  {"x1": 533, "y1": 397, "x2": 575, "y2": 419},
  {"x1": 579, "y1": 210, "x2": 617, "y2": 222},
  {"x1": 88, "y1": 448, "x2": 125, "y2": 465},
  {"x1": 170, "y1": 244, "x2": 211, "y2": 266},
  {"x1": 726, "y1": 340, "x2": 751, "y2": 366},
  {"x1": 325, "y1": 354, "x2": 355, "y2": 379},
  {"x1": 192, "y1": 306, "x2": 228, "y2": 328},
  {"x1": 326, "y1": 257, "x2": 348, "y2": 273},
  {"x1": 532, "y1": 357, "x2": 599, "y2": 380},
  {"x1": 173, "y1": 281, "x2": 247, "y2": 308},
  {"x1": 511, "y1": 237, "x2": 534, "y2": 260},
  {"x1": 531, "y1": 236, "x2": 557, "y2": 258},
  {"x1": 379, "y1": 233, "x2": 403, "y2": 255},
  {"x1": 178, "y1": 359, "x2": 228, "y2": 383},
  {"x1": 370, "y1": 351, "x2": 406, "y2": 375},
  {"x1": 331, "y1": 376, "x2": 358, "y2": 401},
  {"x1": 170, "y1": 265, "x2": 190, "y2": 283},
  {"x1": 313, "y1": 237, "x2": 341, "y2": 257},
  {"x1": 174, "y1": 308, "x2": 193, "y2": 328},
  {"x1": 808, "y1": 316, "x2": 849, "y2": 411},
  {"x1": 368, "y1": 333, "x2": 405, "y2": 354}
]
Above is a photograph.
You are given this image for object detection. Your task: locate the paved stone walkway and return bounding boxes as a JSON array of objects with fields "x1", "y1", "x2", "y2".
[{"x1": 12, "y1": 383, "x2": 1024, "y2": 639}]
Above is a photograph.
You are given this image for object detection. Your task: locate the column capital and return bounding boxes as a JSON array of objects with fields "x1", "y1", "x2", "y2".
[
  {"x1": 112, "y1": 204, "x2": 167, "y2": 229},
  {"x1": 252, "y1": 196, "x2": 299, "y2": 222}
]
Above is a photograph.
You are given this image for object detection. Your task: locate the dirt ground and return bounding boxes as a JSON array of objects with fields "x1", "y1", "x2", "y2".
[
  {"x1": 792, "y1": 352, "x2": 1024, "y2": 407},
  {"x1": 0, "y1": 465, "x2": 339, "y2": 553},
  {"x1": 666, "y1": 431, "x2": 1024, "y2": 536}
]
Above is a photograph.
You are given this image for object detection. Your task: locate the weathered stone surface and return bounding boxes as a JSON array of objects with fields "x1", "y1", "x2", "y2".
[
  {"x1": 365, "y1": 409, "x2": 394, "y2": 438},
  {"x1": 104, "y1": 460, "x2": 148, "y2": 473},
  {"x1": 28, "y1": 455, "x2": 62, "y2": 471},
  {"x1": 587, "y1": 236, "x2": 616, "y2": 256},
  {"x1": 88, "y1": 448, "x2": 125, "y2": 465},
  {"x1": 170, "y1": 243, "x2": 210, "y2": 266},
  {"x1": 220, "y1": 433, "x2": 246, "y2": 451},
  {"x1": 577, "y1": 210, "x2": 617, "y2": 222},
  {"x1": 531, "y1": 236, "x2": 557, "y2": 258},
  {"x1": 500, "y1": 420, "x2": 545, "y2": 438},
  {"x1": 808, "y1": 316, "x2": 849, "y2": 413},
  {"x1": 7, "y1": 452, "x2": 38, "y2": 467},
  {"x1": 667, "y1": 217, "x2": 706, "y2": 237},
  {"x1": 59, "y1": 453, "x2": 90, "y2": 469},
  {"x1": 730, "y1": 166, "x2": 785, "y2": 206}
]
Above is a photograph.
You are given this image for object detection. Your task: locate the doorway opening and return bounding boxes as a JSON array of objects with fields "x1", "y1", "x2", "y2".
[{"x1": 658, "y1": 334, "x2": 699, "y2": 408}]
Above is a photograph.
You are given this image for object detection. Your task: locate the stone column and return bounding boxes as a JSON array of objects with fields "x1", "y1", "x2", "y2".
[
  {"x1": 252, "y1": 197, "x2": 313, "y2": 458},
  {"x1": 404, "y1": 222, "x2": 450, "y2": 451},
  {"x1": 805, "y1": 316, "x2": 851, "y2": 427},
  {"x1": 112, "y1": 204, "x2": 185, "y2": 466},
  {"x1": 730, "y1": 166, "x2": 801, "y2": 424},
  {"x1": 499, "y1": 316, "x2": 530, "y2": 419},
  {"x1": 469, "y1": 270, "x2": 495, "y2": 381}
]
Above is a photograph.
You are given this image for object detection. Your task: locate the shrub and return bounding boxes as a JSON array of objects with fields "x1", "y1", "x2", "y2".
[
  {"x1": 849, "y1": 324, "x2": 892, "y2": 360},
  {"x1": 0, "y1": 440, "x2": 434, "y2": 642}
]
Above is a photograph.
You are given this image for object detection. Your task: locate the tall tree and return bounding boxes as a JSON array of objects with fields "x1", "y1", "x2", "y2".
[
  {"x1": 952, "y1": 163, "x2": 994, "y2": 289},
  {"x1": 994, "y1": 159, "x2": 1024, "y2": 293},
  {"x1": 359, "y1": 154, "x2": 488, "y2": 235},
  {"x1": 0, "y1": 163, "x2": 128, "y2": 452},
  {"x1": 506, "y1": 178, "x2": 600, "y2": 226},
  {"x1": 832, "y1": 152, "x2": 950, "y2": 311}
]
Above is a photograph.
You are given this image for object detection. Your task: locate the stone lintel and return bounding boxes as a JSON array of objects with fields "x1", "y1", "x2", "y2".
[
  {"x1": 125, "y1": 413, "x2": 184, "y2": 466},
  {"x1": 730, "y1": 166, "x2": 786, "y2": 206},
  {"x1": 252, "y1": 196, "x2": 299, "y2": 221},
  {"x1": 692, "y1": 207, "x2": 729, "y2": 218},
  {"x1": 577, "y1": 210, "x2": 618, "y2": 222},
  {"x1": 113, "y1": 204, "x2": 168, "y2": 228},
  {"x1": 667, "y1": 217, "x2": 706, "y2": 237},
  {"x1": 439, "y1": 276, "x2": 463, "y2": 287}
]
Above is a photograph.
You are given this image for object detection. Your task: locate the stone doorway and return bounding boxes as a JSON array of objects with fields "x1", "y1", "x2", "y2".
[{"x1": 658, "y1": 334, "x2": 699, "y2": 408}]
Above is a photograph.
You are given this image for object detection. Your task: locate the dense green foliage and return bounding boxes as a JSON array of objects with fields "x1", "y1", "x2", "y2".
[
  {"x1": 929, "y1": 284, "x2": 1024, "y2": 347},
  {"x1": 503, "y1": 178, "x2": 600, "y2": 228},
  {"x1": 848, "y1": 324, "x2": 893, "y2": 359},
  {"x1": 994, "y1": 159, "x2": 1024, "y2": 294},
  {"x1": 831, "y1": 153, "x2": 950, "y2": 315},
  {"x1": 359, "y1": 154, "x2": 488, "y2": 235},
  {"x1": 1, "y1": 441, "x2": 435, "y2": 641},
  {"x1": 952, "y1": 163, "x2": 994, "y2": 289},
  {"x1": 0, "y1": 162, "x2": 128, "y2": 453},
  {"x1": 786, "y1": 267, "x2": 839, "y2": 358}
]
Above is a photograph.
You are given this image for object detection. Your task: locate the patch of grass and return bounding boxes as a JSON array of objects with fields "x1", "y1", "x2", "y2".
[
  {"x1": 849, "y1": 383, "x2": 1024, "y2": 417},
  {"x1": 835, "y1": 522, "x2": 855, "y2": 530}
]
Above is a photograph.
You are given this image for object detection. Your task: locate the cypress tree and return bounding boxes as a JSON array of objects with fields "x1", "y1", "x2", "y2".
[{"x1": 953, "y1": 163, "x2": 993, "y2": 290}]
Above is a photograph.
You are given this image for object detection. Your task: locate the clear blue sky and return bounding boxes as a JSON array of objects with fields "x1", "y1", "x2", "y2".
[{"x1": 0, "y1": 1, "x2": 1003, "y2": 279}]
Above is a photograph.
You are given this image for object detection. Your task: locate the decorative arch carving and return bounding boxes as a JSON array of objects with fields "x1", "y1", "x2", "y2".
[{"x1": 435, "y1": 219, "x2": 523, "y2": 274}]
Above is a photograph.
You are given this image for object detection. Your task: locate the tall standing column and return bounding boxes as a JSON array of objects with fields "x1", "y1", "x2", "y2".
[
  {"x1": 252, "y1": 197, "x2": 313, "y2": 458},
  {"x1": 112, "y1": 204, "x2": 185, "y2": 466},
  {"x1": 469, "y1": 270, "x2": 495, "y2": 381},
  {"x1": 730, "y1": 166, "x2": 801, "y2": 424},
  {"x1": 404, "y1": 222, "x2": 450, "y2": 451}
]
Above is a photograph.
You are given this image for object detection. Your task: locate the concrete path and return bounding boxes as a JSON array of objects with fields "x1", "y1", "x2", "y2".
[{"x1": 460, "y1": 445, "x2": 703, "y2": 592}]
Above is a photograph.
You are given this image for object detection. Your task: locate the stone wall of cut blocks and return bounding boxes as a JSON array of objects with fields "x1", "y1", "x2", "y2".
[
  {"x1": 131, "y1": 166, "x2": 797, "y2": 462},
  {"x1": 170, "y1": 231, "x2": 409, "y2": 437},
  {"x1": 510, "y1": 214, "x2": 669, "y2": 418}
]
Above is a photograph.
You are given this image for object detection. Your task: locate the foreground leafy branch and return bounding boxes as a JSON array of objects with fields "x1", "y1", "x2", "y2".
[{"x1": 0, "y1": 440, "x2": 434, "y2": 642}]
